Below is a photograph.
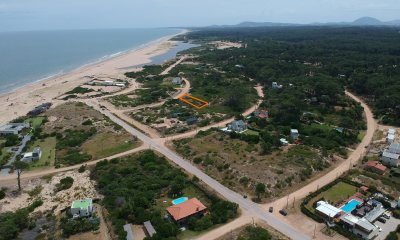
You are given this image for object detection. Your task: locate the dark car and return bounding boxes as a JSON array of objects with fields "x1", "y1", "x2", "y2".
[
  {"x1": 279, "y1": 209, "x2": 288, "y2": 216},
  {"x1": 377, "y1": 217, "x2": 386, "y2": 223},
  {"x1": 269, "y1": 207, "x2": 273, "y2": 213}
]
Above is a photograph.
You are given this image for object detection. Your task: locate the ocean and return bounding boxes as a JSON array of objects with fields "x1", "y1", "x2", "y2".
[{"x1": 0, "y1": 28, "x2": 183, "y2": 94}]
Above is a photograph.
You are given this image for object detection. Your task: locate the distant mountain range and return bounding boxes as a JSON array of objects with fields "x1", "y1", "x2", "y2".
[{"x1": 206, "y1": 17, "x2": 400, "y2": 28}]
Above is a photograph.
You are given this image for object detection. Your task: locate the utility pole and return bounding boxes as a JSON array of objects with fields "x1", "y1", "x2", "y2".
[
  {"x1": 286, "y1": 195, "x2": 289, "y2": 208},
  {"x1": 313, "y1": 224, "x2": 316, "y2": 238}
]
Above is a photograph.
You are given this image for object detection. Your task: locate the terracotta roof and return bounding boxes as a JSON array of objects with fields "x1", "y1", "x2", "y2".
[
  {"x1": 167, "y1": 198, "x2": 207, "y2": 221},
  {"x1": 366, "y1": 161, "x2": 387, "y2": 172}
]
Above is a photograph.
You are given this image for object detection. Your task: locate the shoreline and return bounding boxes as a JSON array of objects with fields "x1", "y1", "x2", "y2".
[{"x1": 0, "y1": 29, "x2": 188, "y2": 125}]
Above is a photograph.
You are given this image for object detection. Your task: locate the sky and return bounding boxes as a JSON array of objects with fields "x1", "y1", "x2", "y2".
[{"x1": 1, "y1": 0, "x2": 400, "y2": 32}]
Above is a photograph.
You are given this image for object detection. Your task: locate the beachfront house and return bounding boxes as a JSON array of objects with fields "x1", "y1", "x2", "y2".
[
  {"x1": 21, "y1": 147, "x2": 42, "y2": 163},
  {"x1": 71, "y1": 198, "x2": 93, "y2": 218},
  {"x1": 28, "y1": 102, "x2": 52, "y2": 116},
  {"x1": 381, "y1": 142, "x2": 400, "y2": 167},
  {"x1": 172, "y1": 77, "x2": 183, "y2": 85},
  {"x1": 143, "y1": 221, "x2": 156, "y2": 237},
  {"x1": 0, "y1": 123, "x2": 30, "y2": 136},
  {"x1": 166, "y1": 198, "x2": 207, "y2": 224},
  {"x1": 228, "y1": 120, "x2": 247, "y2": 133}
]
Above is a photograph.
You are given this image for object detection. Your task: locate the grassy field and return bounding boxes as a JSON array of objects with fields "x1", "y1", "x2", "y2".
[
  {"x1": 25, "y1": 116, "x2": 45, "y2": 130},
  {"x1": 172, "y1": 130, "x2": 328, "y2": 200},
  {"x1": 81, "y1": 132, "x2": 140, "y2": 159},
  {"x1": 0, "y1": 148, "x2": 12, "y2": 166},
  {"x1": 242, "y1": 129, "x2": 260, "y2": 136},
  {"x1": 28, "y1": 137, "x2": 56, "y2": 170},
  {"x1": 306, "y1": 181, "x2": 358, "y2": 211}
]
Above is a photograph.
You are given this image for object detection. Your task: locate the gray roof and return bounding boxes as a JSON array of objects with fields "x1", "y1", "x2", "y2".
[
  {"x1": 355, "y1": 218, "x2": 376, "y2": 233},
  {"x1": 382, "y1": 150, "x2": 400, "y2": 159},
  {"x1": 144, "y1": 221, "x2": 156, "y2": 237},
  {"x1": 389, "y1": 143, "x2": 400, "y2": 154},
  {"x1": 364, "y1": 205, "x2": 386, "y2": 222},
  {"x1": 123, "y1": 224, "x2": 134, "y2": 240}
]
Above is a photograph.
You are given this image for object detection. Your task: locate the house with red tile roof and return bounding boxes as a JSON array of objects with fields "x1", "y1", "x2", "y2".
[
  {"x1": 366, "y1": 161, "x2": 387, "y2": 175},
  {"x1": 166, "y1": 198, "x2": 207, "y2": 223}
]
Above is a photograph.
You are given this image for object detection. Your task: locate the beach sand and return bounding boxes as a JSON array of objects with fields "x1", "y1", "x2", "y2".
[{"x1": 0, "y1": 36, "x2": 180, "y2": 125}]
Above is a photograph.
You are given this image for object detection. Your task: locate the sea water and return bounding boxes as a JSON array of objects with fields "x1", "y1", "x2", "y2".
[{"x1": 0, "y1": 28, "x2": 183, "y2": 94}]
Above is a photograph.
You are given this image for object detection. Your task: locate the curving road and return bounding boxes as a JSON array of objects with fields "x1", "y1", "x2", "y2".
[{"x1": 84, "y1": 99, "x2": 311, "y2": 240}]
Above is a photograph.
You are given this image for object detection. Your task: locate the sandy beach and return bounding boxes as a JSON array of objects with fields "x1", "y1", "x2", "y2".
[{"x1": 0, "y1": 34, "x2": 183, "y2": 125}]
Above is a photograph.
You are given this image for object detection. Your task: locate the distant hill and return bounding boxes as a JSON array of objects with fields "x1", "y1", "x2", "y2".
[{"x1": 203, "y1": 17, "x2": 400, "y2": 28}]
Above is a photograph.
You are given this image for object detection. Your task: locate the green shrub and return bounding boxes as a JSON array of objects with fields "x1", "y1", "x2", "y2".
[{"x1": 56, "y1": 177, "x2": 74, "y2": 192}]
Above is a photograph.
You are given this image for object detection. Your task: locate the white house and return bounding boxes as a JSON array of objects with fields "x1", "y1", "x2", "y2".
[
  {"x1": 341, "y1": 215, "x2": 378, "y2": 240},
  {"x1": 290, "y1": 129, "x2": 299, "y2": 140},
  {"x1": 272, "y1": 82, "x2": 283, "y2": 89},
  {"x1": 71, "y1": 198, "x2": 93, "y2": 218},
  {"x1": 387, "y1": 134, "x2": 395, "y2": 143},
  {"x1": 280, "y1": 138, "x2": 289, "y2": 146},
  {"x1": 21, "y1": 147, "x2": 42, "y2": 163},
  {"x1": 315, "y1": 201, "x2": 342, "y2": 219},
  {"x1": 0, "y1": 123, "x2": 30, "y2": 136}
]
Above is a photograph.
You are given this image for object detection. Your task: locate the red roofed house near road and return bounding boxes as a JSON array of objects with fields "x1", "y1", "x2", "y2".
[
  {"x1": 167, "y1": 198, "x2": 207, "y2": 223},
  {"x1": 366, "y1": 161, "x2": 387, "y2": 175}
]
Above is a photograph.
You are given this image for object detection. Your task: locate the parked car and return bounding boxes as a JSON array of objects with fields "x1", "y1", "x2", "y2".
[
  {"x1": 374, "y1": 225, "x2": 382, "y2": 232},
  {"x1": 377, "y1": 217, "x2": 386, "y2": 223},
  {"x1": 243, "y1": 195, "x2": 247, "y2": 199},
  {"x1": 279, "y1": 209, "x2": 288, "y2": 216},
  {"x1": 269, "y1": 207, "x2": 273, "y2": 213},
  {"x1": 382, "y1": 213, "x2": 390, "y2": 219}
]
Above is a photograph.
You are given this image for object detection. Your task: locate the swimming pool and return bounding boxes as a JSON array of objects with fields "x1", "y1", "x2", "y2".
[
  {"x1": 172, "y1": 197, "x2": 188, "y2": 205},
  {"x1": 341, "y1": 199, "x2": 362, "y2": 213}
]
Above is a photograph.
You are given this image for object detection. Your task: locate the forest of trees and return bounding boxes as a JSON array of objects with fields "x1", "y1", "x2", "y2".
[
  {"x1": 91, "y1": 151, "x2": 238, "y2": 240},
  {"x1": 183, "y1": 26, "x2": 400, "y2": 125}
]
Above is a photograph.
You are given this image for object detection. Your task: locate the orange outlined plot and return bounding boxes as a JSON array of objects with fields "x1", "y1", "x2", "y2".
[{"x1": 179, "y1": 94, "x2": 209, "y2": 109}]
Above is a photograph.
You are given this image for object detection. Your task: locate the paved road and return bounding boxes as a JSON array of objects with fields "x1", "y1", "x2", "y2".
[{"x1": 86, "y1": 100, "x2": 311, "y2": 240}]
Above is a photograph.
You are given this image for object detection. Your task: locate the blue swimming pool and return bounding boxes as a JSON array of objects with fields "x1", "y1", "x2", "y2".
[
  {"x1": 341, "y1": 199, "x2": 362, "y2": 213},
  {"x1": 172, "y1": 197, "x2": 188, "y2": 205}
]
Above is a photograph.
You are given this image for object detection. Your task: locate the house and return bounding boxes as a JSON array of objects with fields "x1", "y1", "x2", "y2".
[
  {"x1": 0, "y1": 123, "x2": 30, "y2": 136},
  {"x1": 381, "y1": 151, "x2": 400, "y2": 167},
  {"x1": 389, "y1": 142, "x2": 400, "y2": 154},
  {"x1": 186, "y1": 117, "x2": 198, "y2": 125},
  {"x1": 315, "y1": 201, "x2": 342, "y2": 220},
  {"x1": 71, "y1": 198, "x2": 93, "y2": 218},
  {"x1": 290, "y1": 129, "x2": 299, "y2": 139},
  {"x1": 228, "y1": 120, "x2": 247, "y2": 133},
  {"x1": 254, "y1": 109, "x2": 269, "y2": 119},
  {"x1": 388, "y1": 129, "x2": 396, "y2": 135},
  {"x1": 21, "y1": 147, "x2": 42, "y2": 163},
  {"x1": 172, "y1": 77, "x2": 183, "y2": 85},
  {"x1": 272, "y1": 82, "x2": 282, "y2": 89},
  {"x1": 280, "y1": 138, "x2": 289, "y2": 145},
  {"x1": 166, "y1": 198, "x2": 207, "y2": 223},
  {"x1": 123, "y1": 224, "x2": 134, "y2": 240},
  {"x1": 341, "y1": 215, "x2": 378, "y2": 240},
  {"x1": 387, "y1": 134, "x2": 395, "y2": 143},
  {"x1": 28, "y1": 102, "x2": 52, "y2": 116},
  {"x1": 143, "y1": 221, "x2": 156, "y2": 237},
  {"x1": 365, "y1": 161, "x2": 387, "y2": 175}
]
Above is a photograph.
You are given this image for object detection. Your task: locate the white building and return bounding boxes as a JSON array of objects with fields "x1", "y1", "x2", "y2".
[
  {"x1": 341, "y1": 215, "x2": 378, "y2": 240},
  {"x1": 387, "y1": 134, "x2": 395, "y2": 143},
  {"x1": 280, "y1": 138, "x2": 289, "y2": 146},
  {"x1": 382, "y1": 143, "x2": 400, "y2": 167},
  {"x1": 71, "y1": 198, "x2": 93, "y2": 218},
  {"x1": 21, "y1": 147, "x2": 42, "y2": 162},
  {"x1": 0, "y1": 123, "x2": 30, "y2": 136},
  {"x1": 290, "y1": 129, "x2": 299, "y2": 139},
  {"x1": 272, "y1": 82, "x2": 283, "y2": 89},
  {"x1": 381, "y1": 151, "x2": 400, "y2": 167},
  {"x1": 315, "y1": 201, "x2": 342, "y2": 219}
]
